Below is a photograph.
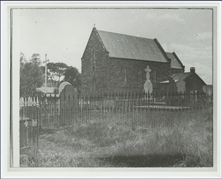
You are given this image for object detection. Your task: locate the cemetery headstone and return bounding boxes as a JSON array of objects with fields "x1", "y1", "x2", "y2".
[
  {"x1": 144, "y1": 65, "x2": 153, "y2": 94},
  {"x1": 59, "y1": 82, "x2": 78, "y2": 126}
]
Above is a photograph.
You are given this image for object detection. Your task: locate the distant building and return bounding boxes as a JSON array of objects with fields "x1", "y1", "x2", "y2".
[
  {"x1": 37, "y1": 86, "x2": 58, "y2": 96},
  {"x1": 170, "y1": 67, "x2": 206, "y2": 93},
  {"x1": 37, "y1": 80, "x2": 60, "y2": 97}
]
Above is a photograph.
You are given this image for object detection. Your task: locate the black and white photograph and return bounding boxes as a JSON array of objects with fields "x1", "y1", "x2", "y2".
[{"x1": 1, "y1": 1, "x2": 221, "y2": 178}]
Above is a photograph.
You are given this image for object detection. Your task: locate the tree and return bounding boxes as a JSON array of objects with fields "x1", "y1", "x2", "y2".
[
  {"x1": 64, "y1": 67, "x2": 81, "y2": 92},
  {"x1": 41, "y1": 62, "x2": 69, "y2": 87},
  {"x1": 20, "y1": 52, "x2": 27, "y2": 66},
  {"x1": 49, "y1": 62, "x2": 68, "y2": 83},
  {"x1": 20, "y1": 53, "x2": 44, "y2": 97},
  {"x1": 30, "y1": 53, "x2": 41, "y2": 65}
]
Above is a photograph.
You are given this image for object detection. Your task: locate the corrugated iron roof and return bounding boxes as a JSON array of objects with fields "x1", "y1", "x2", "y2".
[
  {"x1": 166, "y1": 52, "x2": 183, "y2": 69},
  {"x1": 97, "y1": 30, "x2": 168, "y2": 63}
]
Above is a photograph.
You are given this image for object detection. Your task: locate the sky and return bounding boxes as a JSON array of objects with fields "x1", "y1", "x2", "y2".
[{"x1": 13, "y1": 7, "x2": 213, "y2": 84}]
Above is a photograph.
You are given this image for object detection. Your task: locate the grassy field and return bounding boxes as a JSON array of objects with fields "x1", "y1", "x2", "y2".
[{"x1": 20, "y1": 106, "x2": 213, "y2": 167}]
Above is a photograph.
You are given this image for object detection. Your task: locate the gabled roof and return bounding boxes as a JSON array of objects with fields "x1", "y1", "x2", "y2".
[
  {"x1": 171, "y1": 72, "x2": 206, "y2": 85},
  {"x1": 166, "y1": 52, "x2": 184, "y2": 69},
  {"x1": 96, "y1": 29, "x2": 169, "y2": 63}
]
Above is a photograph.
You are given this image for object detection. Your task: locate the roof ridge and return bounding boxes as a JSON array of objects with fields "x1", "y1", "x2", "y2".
[{"x1": 97, "y1": 29, "x2": 154, "y2": 40}]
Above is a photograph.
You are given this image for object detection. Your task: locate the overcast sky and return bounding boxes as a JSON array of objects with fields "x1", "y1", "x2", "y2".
[{"x1": 13, "y1": 7, "x2": 213, "y2": 84}]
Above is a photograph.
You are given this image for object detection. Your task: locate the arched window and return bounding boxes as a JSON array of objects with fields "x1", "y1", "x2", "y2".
[
  {"x1": 153, "y1": 70, "x2": 157, "y2": 82},
  {"x1": 139, "y1": 69, "x2": 143, "y2": 84},
  {"x1": 124, "y1": 67, "x2": 127, "y2": 82}
]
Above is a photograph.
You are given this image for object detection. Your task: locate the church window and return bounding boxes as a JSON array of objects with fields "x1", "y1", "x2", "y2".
[
  {"x1": 153, "y1": 70, "x2": 157, "y2": 82},
  {"x1": 124, "y1": 67, "x2": 127, "y2": 82},
  {"x1": 139, "y1": 69, "x2": 143, "y2": 84}
]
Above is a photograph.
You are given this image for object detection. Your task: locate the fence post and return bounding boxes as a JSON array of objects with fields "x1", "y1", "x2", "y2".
[
  {"x1": 101, "y1": 92, "x2": 105, "y2": 121},
  {"x1": 89, "y1": 94, "x2": 92, "y2": 122},
  {"x1": 114, "y1": 92, "x2": 117, "y2": 122},
  {"x1": 144, "y1": 92, "x2": 147, "y2": 128},
  {"x1": 36, "y1": 95, "x2": 40, "y2": 161},
  {"x1": 30, "y1": 97, "x2": 34, "y2": 143},
  {"x1": 204, "y1": 91, "x2": 207, "y2": 108},
  {"x1": 81, "y1": 94, "x2": 84, "y2": 123},
  {"x1": 86, "y1": 94, "x2": 89, "y2": 123},
  {"x1": 183, "y1": 91, "x2": 187, "y2": 108},
  {"x1": 107, "y1": 92, "x2": 110, "y2": 121},
  {"x1": 24, "y1": 97, "x2": 27, "y2": 119},
  {"x1": 190, "y1": 91, "x2": 194, "y2": 110},
  {"x1": 134, "y1": 92, "x2": 138, "y2": 126},
  {"x1": 72, "y1": 94, "x2": 75, "y2": 126},
  {"x1": 110, "y1": 92, "x2": 113, "y2": 120},
  {"x1": 39, "y1": 95, "x2": 42, "y2": 131},
  {"x1": 122, "y1": 92, "x2": 125, "y2": 125},
  {"x1": 77, "y1": 93, "x2": 80, "y2": 125}
]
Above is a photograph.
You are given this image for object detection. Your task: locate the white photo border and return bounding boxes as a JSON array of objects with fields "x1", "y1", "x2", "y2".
[{"x1": 1, "y1": 1, "x2": 221, "y2": 178}]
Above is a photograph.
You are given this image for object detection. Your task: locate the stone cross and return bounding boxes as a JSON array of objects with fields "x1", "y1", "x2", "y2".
[
  {"x1": 145, "y1": 66, "x2": 151, "y2": 80},
  {"x1": 144, "y1": 65, "x2": 153, "y2": 94}
]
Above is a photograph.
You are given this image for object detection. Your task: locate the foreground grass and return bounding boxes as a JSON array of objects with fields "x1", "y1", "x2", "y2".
[{"x1": 20, "y1": 107, "x2": 213, "y2": 167}]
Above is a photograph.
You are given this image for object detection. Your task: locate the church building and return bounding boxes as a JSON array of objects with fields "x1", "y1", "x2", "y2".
[{"x1": 81, "y1": 27, "x2": 204, "y2": 94}]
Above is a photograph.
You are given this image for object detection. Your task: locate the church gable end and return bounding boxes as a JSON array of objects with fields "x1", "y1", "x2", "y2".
[{"x1": 81, "y1": 28, "x2": 109, "y2": 94}]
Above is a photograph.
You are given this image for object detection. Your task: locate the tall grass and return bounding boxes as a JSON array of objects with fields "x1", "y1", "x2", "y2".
[
  {"x1": 109, "y1": 108, "x2": 213, "y2": 167},
  {"x1": 20, "y1": 106, "x2": 213, "y2": 167}
]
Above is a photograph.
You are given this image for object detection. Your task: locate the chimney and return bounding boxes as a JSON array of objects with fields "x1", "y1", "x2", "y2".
[{"x1": 190, "y1": 67, "x2": 195, "y2": 73}]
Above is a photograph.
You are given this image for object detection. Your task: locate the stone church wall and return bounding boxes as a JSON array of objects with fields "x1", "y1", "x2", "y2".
[{"x1": 107, "y1": 58, "x2": 171, "y2": 93}]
